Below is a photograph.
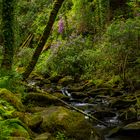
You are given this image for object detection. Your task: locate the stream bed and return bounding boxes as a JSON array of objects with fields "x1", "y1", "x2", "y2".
[
  {"x1": 27, "y1": 78, "x2": 140, "y2": 140},
  {"x1": 61, "y1": 87, "x2": 140, "y2": 140}
]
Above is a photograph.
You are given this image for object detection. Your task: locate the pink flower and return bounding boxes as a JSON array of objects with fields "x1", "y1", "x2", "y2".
[{"x1": 58, "y1": 18, "x2": 64, "y2": 33}]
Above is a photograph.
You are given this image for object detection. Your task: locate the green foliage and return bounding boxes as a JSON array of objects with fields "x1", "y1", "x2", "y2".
[
  {"x1": 56, "y1": 131, "x2": 67, "y2": 140},
  {"x1": 0, "y1": 118, "x2": 30, "y2": 140},
  {"x1": 105, "y1": 17, "x2": 140, "y2": 78},
  {"x1": 36, "y1": 50, "x2": 51, "y2": 74},
  {"x1": 43, "y1": 35, "x2": 95, "y2": 78},
  {"x1": 127, "y1": 0, "x2": 140, "y2": 16},
  {"x1": 0, "y1": 99, "x2": 15, "y2": 119},
  {"x1": 31, "y1": 1, "x2": 53, "y2": 36},
  {"x1": 0, "y1": 70, "x2": 24, "y2": 93},
  {"x1": 1, "y1": 0, "x2": 140, "y2": 90},
  {"x1": 14, "y1": 47, "x2": 34, "y2": 67},
  {"x1": 70, "y1": 0, "x2": 95, "y2": 34}
]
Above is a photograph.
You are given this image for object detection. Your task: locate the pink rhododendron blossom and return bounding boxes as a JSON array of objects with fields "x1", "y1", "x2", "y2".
[{"x1": 58, "y1": 18, "x2": 64, "y2": 33}]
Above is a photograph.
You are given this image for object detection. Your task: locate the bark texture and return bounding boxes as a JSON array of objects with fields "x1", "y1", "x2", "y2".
[{"x1": 22, "y1": 0, "x2": 65, "y2": 80}]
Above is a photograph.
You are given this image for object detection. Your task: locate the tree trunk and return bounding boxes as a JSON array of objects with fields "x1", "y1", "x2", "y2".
[
  {"x1": 1, "y1": 0, "x2": 14, "y2": 70},
  {"x1": 22, "y1": 0, "x2": 65, "y2": 80}
]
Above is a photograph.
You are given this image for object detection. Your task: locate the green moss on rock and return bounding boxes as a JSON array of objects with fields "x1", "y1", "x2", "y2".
[
  {"x1": 58, "y1": 76, "x2": 74, "y2": 86},
  {"x1": 0, "y1": 99, "x2": 15, "y2": 119},
  {"x1": 0, "y1": 119, "x2": 30, "y2": 140},
  {"x1": 34, "y1": 132, "x2": 52, "y2": 140},
  {"x1": 0, "y1": 88, "x2": 25, "y2": 112},
  {"x1": 40, "y1": 106, "x2": 102, "y2": 140},
  {"x1": 23, "y1": 93, "x2": 61, "y2": 107}
]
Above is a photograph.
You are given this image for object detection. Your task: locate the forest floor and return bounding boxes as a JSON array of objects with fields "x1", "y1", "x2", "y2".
[{"x1": 1, "y1": 73, "x2": 140, "y2": 140}]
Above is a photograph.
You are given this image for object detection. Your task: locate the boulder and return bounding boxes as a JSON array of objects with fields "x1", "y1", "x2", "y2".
[
  {"x1": 10, "y1": 137, "x2": 27, "y2": 140},
  {"x1": 87, "y1": 88, "x2": 111, "y2": 97},
  {"x1": 58, "y1": 76, "x2": 74, "y2": 86},
  {"x1": 121, "y1": 121, "x2": 140, "y2": 134},
  {"x1": 40, "y1": 106, "x2": 102, "y2": 140},
  {"x1": 109, "y1": 98, "x2": 136, "y2": 109},
  {"x1": 23, "y1": 92, "x2": 62, "y2": 107},
  {"x1": 23, "y1": 113, "x2": 43, "y2": 130},
  {"x1": 107, "y1": 121, "x2": 140, "y2": 137},
  {"x1": 34, "y1": 132, "x2": 53, "y2": 140},
  {"x1": 0, "y1": 98, "x2": 15, "y2": 119},
  {"x1": 0, "y1": 88, "x2": 25, "y2": 112},
  {"x1": 0, "y1": 119, "x2": 30, "y2": 140}
]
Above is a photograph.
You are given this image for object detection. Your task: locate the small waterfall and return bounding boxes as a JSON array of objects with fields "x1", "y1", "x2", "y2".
[{"x1": 61, "y1": 87, "x2": 71, "y2": 97}]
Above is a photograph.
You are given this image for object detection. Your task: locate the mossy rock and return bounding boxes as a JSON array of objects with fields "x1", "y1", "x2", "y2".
[
  {"x1": 122, "y1": 121, "x2": 140, "y2": 130},
  {"x1": 87, "y1": 88, "x2": 112, "y2": 97},
  {"x1": 34, "y1": 132, "x2": 53, "y2": 140},
  {"x1": 68, "y1": 82, "x2": 89, "y2": 92},
  {"x1": 53, "y1": 92, "x2": 70, "y2": 101},
  {"x1": 58, "y1": 76, "x2": 74, "y2": 86},
  {"x1": 29, "y1": 73, "x2": 44, "y2": 81},
  {"x1": 0, "y1": 119, "x2": 30, "y2": 140},
  {"x1": 23, "y1": 92, "x2": 62, "y2": 107},
  {"x1": 118, "y1": 121, "x2": 140, "y2": 136},
  {"x1": 0, "y1": 88, "x2": 25, "y2": 112},
  {"x1": 24, "y1": 113, "x2": 43, "y2": 130},
  {"x1": 40, "y1": 106, "x2": 102, "y2": 140},
  {"x1": 25, "y1": 107, "x2": 47, "y2": 113},
  {"x1": 12, "y1": 111, "x2": 43, "y2": 131},
  {"x1": 0, "y1": 99, "x2": 15, "y2": 119},
  {"x1": 9, "y1": 137, "x2": 27, "y2": 140},
  {"x1": 109, "y1": 98, "x2": 136, "y2": 109}
]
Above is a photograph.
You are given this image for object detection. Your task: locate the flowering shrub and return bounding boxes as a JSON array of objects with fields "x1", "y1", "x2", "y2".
[{"x1": 58, "y1": 18, "x2": 64, "y2": 34}]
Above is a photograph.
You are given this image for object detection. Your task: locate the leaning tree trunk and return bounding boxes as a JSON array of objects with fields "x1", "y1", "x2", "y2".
[
  {"x1": 1, "y1": 0, "x2": 14, "y2": 70},
  {"x1": 22, "y1": 0, "x2": 65, "y2": 80}
]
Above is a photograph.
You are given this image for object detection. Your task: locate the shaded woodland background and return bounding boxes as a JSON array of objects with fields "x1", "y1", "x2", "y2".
[
  {"x1": 0, "y1": 0, "x2": 140, "y2": 91},
  {"x1": 0, "y1": 0, "x2": 140, "y2": 139}
]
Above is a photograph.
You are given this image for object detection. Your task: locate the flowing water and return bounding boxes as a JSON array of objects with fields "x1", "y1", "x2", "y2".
[
  {"x1": 27, "y1": 80, "x2": 140, "y2": 140},
  {"x1": 61, "y1": 87, "x2": 140, "y2": 140}
]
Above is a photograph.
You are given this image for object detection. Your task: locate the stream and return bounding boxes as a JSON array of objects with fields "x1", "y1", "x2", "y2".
[
  {"x1": 27, "y1": 79, "x2": 140, "y2": 140},
  {"x1": 61, "y1": 87, "x2": 140, "y2": 140}
]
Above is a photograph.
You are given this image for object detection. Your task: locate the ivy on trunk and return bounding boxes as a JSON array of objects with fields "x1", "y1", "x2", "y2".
[{"x1": 1, "y1": 0, "x2": 14, "y2": 70}]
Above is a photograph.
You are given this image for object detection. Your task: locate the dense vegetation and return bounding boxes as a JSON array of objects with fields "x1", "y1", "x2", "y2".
[
  {"x1": 0, "y1": 0, "x2": 140, "y2": 140},
  {"x1": 0, "y1": 0, "x2": 139, "y2": 84}
]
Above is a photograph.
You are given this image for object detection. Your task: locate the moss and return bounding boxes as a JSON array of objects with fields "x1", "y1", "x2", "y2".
[
  {"x1": 0, "y1": 88, "x2": 25, "y2": 112},
  {"x1": 23, "y1": 92, "x2": 61, "y2": 107},
  {"x1": 58, "y1": 76, "x2": 74, "y2": 86},
  {"x1": 0, "y1": 99, "x2": 15, "y2": 119},
  {"x1": 123, "y1": 121, "x2": 140, "y2": 130},
  {"x1": 0, "y1": 119, "x2": 30, "y2": 140},
  {"x1": 40, "y1": 106, "x2": 100, "y2": 140},
  {"x1": 53, "y1": 92, "x2": 70, "y2": 101},
  {"x1": 34, "y1": 132, "x2": 52, "y2": 140},
  {"x1": 23, "y1": 113, "x2": 43, "y2": 129}
]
